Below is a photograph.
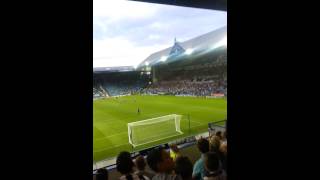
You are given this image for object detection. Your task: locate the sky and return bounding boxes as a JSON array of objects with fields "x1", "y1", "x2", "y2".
[{"x1": 93, "y1": 0, "x2": 227, "y2": 68}]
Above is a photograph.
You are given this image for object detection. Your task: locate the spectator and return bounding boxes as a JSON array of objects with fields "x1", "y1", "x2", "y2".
[
  {"x1": 209, "y1": 136, "x2": 221, "y2": 153},
  {"x1": 135, "y1": 155, "x2": 155, "y2": 179},
  {"x1": 169, "y1": 144, "x2": 181, "y2": 161},
  {"x1": 147, "y1": 147, "x2": 182, "y2": 180},
  {"x1": 221, "y1": 131, "x2": 227, "y2": 145},
  {"x1": 215, "y1": 131, "x2": 222, "y2": 141},
  {"x1": 209, "y1": 135, "x2": 224, "y2": 172},
  {"x1": 192, "y1": 138, "x2": 210, "y2": 180},
  {"x1": 174, "y1": 156, "x2": 193, "y2": 180},
  {"x1": 203, "y1": 152, "x2": 226, "y2": 180},
  {"x1": 219, "y1": 143, "x2": 227, "y2": 155},
  {"x1": 219, "y1": 143, "x2": 227, "y2": 173},
  {"x1": 116, "y1": 151, "x2": 150, "y2": 180},
  {"x1": 96, "y1": 168, "x2": 108, "y2": 180}
]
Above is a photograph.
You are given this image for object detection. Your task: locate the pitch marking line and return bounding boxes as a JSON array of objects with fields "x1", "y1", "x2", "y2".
[{"x1": 94, "y1": 131, "x2": 127, "y2": 141}]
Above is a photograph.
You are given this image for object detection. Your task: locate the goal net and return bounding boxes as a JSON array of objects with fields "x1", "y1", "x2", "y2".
[{"x1": 128, "y1": 114, "x2": 183, "y2": 147}]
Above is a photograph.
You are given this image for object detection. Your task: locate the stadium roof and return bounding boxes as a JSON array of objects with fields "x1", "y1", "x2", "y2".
[
  {"x1": 133, "y1": 0, "x2": 227, "y2": 11},
  {"x1": 93, "y1": 26, "x2": 226, "y2": 73},
  {"x1": 93, "y1": 66, "x2": 135, "y2": 73},
  {"x1": 137, "y1": 25, "x2": 227, "y2": 68}
]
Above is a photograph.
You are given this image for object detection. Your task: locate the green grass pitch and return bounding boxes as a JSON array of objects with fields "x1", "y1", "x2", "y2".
[{"x1": 93, "y1": 95, "x2": 227, "y2": 162}]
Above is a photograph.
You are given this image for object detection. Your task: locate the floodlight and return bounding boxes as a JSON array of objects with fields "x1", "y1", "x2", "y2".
[
  {"x1": 185, "y1": 48, "x2": 194, "y2": 55},
  {"x1": 160, "y1": 56, "x2": 167, "y2": 62}
]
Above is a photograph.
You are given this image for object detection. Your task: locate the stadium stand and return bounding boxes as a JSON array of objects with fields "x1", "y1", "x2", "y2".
[
  {"x1": 143, "y1": 53, "x2": 226, "y2": 97},
  {"x1": 93, "y1": 54, "x2": 227, "y2": 98},
  {"x1": 143, "y1": 80, "x2": 226, "y2": 96},
  {"x1": 93, "y1": 86, "x2": 109, "y2": 99},
  {"x1": 105, "y1": 82, "x2": 144, "y2": 96},
  {"x1": 93, "y1": 71, "x2": 150, "y2": 97}
]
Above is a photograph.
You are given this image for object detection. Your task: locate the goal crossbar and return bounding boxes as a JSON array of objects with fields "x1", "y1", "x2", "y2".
[{"x1": 128, "y1": 114, "x2": 179, "y2": 126}]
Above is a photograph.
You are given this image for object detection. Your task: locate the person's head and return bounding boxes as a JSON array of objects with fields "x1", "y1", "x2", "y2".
[
  {"x1": 174, "y1": 156, "x2": 193, "y2": 180},
  {"x1": 135, "y1": 155, "x2": 146, "y2": 171},
  {"x1": 197, "y1": 138, "x2": 209, "y2": 154},
  {"x1": 209, "y1": 136, "x2": 221, "y2": 153},
  {"x1": 147, "y1": 147, "x2": 174, "y2": 173},
  {"x1": 116, "y1": 151, "x2": 134, "y2": 175},
  {"x1": 96, "y1": 168, "x2": 108, "y2": 180},
  {"x1": 215, "y1": 131, "x2": 222, "y2": 140},
  {"x1": 170, "y1": 144, "x2": 179, "y2": 153},
  {"x1": 204, "y1": 152, "x2": 220, "y2": 172}
]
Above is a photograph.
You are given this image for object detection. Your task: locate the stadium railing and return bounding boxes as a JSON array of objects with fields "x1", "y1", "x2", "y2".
[{"x1": 208, "y1": 119, "x2": 227, "y2": 136}]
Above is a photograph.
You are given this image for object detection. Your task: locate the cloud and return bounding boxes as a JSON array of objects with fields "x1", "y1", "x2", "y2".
[
  {"x1": 93, "y1": 0, "x2": 227, "y2": 67},
  {"x1": 93, "y1": 0, "x2": 158, "y2": 20},
  {"x1": 93, "y1": 37, "x2": 168, "y2": 67},
  {"x1": 148, "y1": 34, "x2": 161, "y2": 40}
]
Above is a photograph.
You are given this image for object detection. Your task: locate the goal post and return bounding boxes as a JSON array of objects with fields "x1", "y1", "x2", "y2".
[{"x1": 128, "y1": 114, "x2": 183, "y2": 147}]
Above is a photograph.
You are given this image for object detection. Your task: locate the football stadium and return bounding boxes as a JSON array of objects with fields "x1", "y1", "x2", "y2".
[
  {"x1": 94, "y1": 26, "x2": 227, "y2": 160},
  {"x1": 93, "y1": 1, "x2": 227, "y2": 179}
]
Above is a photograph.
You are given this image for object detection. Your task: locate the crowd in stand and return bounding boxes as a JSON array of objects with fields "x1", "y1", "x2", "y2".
[
  {"x1": 143, "y1": 79, "x2": 226, "y2": 96},
  {"x1": 97, "y1": 78, "x2": 227, "y2": 97},
  {"x1": 94, "y1": 78, "x2": 226, "y2": 97},
  {"x1": 95, "y1": 130, "x2": 227, "y2": 180},
  {"x1": 93, "y1": 87, "x2": 106, "y2": 98},
  {"x1": 141, "y1": 54, "x2": 226, "y2": 97},
  {"x1": 93, "y1": 65, "x2": 226, "y2": 97},
  {"x1": 93, "y1": 87, "x2": 100, "y2": 97},
  {"x1": 93, "y1": 51, "x2": 226, "y2": 98},
  {"x1": 105, "y1": 82, "x2": 146, "y2": 96},
  {"x1": 93, "y1": 71, "x2": 150, "y2": 97}
]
